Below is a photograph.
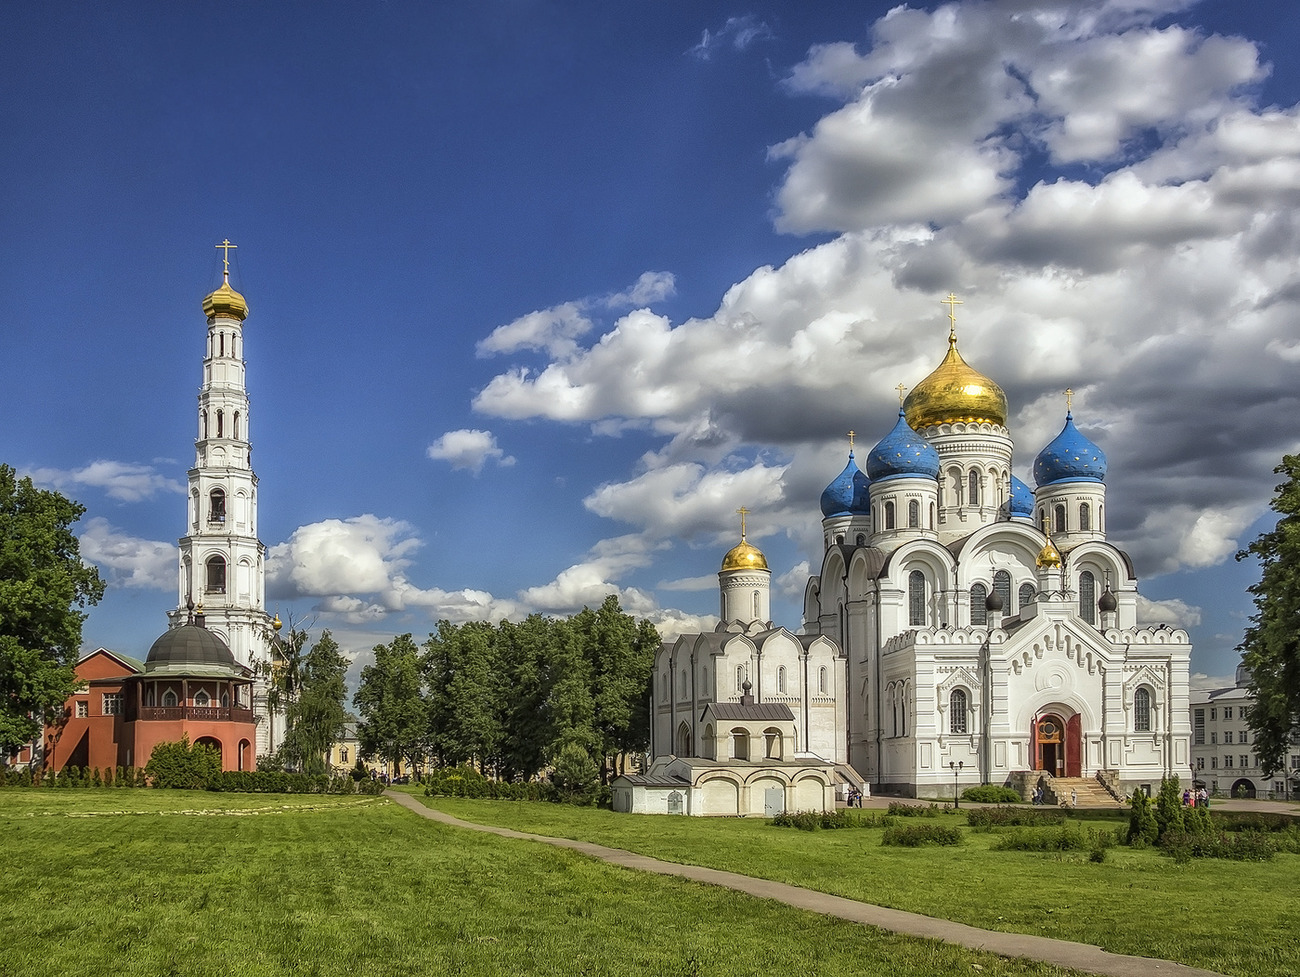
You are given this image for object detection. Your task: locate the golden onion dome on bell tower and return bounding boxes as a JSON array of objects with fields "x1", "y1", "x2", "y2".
[
  {"x1": 902, "y1": 294, "x2": 1007, "y2": 430},
  {"x1": 720, "y1": 506, "x2": 769, "y2": 572},
  {"x1": 202, "y1": 239, "x2": 249, "y2": 322}
]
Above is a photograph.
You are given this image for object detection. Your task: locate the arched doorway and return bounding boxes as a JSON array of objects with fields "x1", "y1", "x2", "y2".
[
  {"x1": 196, "y1": 736, "x2": 223, "y2": 766},
  {"x1": 675, "y1": 722, "x2": 692, "y2": 757},
  {"x1": 1230, "y1": 778, "x2": 1257, "y2": 799},
  {"x1": 1033, "y1": 713, "x2": 1082, "y2": 777}
]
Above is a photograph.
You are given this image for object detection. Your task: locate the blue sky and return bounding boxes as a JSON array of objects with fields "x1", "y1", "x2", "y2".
[{"x1": 5, "y1": 1, "x2": 1299, "y2": 688}]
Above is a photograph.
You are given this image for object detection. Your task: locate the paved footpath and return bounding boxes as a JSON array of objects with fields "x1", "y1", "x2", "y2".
[{"x1": 385, "y1": 791, "x2": 1225, "y2": 977}]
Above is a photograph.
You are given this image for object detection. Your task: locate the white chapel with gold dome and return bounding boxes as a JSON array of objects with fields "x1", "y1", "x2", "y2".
[{"x1": 633, "y1": 296, "x2": 1192, "y2": 810}]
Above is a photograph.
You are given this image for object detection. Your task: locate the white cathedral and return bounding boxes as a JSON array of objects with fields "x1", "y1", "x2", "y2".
[{"x1": 631, "y1": 300, "x2": 1192, "y2": 811}]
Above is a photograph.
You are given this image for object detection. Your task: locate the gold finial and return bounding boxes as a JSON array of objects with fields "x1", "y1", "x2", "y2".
[
  {"x1": 216, "y1": 239, "x2": 237, "y2": 284},
  {"x1": 895, "y1": 382, "x2": 907, "y2": 406},
  {"x1": 1037, "y1": 515, "x2": 1062, "y2": 569},
  {"x1": 1065, "y1": 387, "x2": 1074, "y2": 414},
  {"x1": 942, "y1": 292, "x2": 963, "y2": 345},
  {"x1": 736, "y1": 506, "x2": 749, "y2": 540},
  {"x1": 847, "y1": 430, "x2": 856, "y2": 450},
  {"x1": 272, "y1": 613, "x2": 282, "y2": 632}
]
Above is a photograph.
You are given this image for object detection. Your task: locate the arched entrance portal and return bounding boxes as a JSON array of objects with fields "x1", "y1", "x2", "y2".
[
  {"x1": 1033, "y1": 713, "x2": 1082, "y2": 777},
  {"x1": 1230, "y1": 778, "x2": 1257, "y2": 799}
]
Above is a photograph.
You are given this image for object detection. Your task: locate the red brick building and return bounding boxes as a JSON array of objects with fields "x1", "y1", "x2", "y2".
[{"x1": 46, "y1": 622, "x2": 258, "y2": 773}]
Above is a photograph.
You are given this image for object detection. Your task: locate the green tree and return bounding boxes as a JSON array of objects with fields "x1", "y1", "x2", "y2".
[
  {"x1": 423, "y1": 621, "x2": 502, "y2": 773},
  {"x1": 571, "y1": 596, "x2": 658, "y2": 782},
  {"x1": 1236, "y1": 455, "x2": 1300, "y2": 776},
  {"x1": 1153, "y1": 775, "x2": 1185, "y2": 839},
  {"x1": 282, "y1": 631, "x2": 349, "y2": 775},
  {"x1": 494, "y1": 615, "x2": 558, "y2": 781},
  {"x1": 0, "y1": 465, "x2": 105, "y2": 754},
  {"x1": 354, "y1": 633, "x2": 426, "y2": 775}
]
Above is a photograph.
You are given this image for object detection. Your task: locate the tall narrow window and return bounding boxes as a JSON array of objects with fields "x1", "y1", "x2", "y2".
[
  {"x1": 736, "y1": 666, "x2": 744, "y2": 691},
  {"x1": 818, "y1": 666, "x2": 828, "y2": 694},
  {"x1": 1079, "y1": 570, "x2": 1096, "y2": 624},
  {"x1": 209, "y1": 488, "x2": 226, "y2": 522},
  {"x1": 908, "y1": 500, "x2": 919, "y2": 528},
  {"x1": 233, "y1": 411, "x2": 241, "y2": 440},
  {"x1": 732, "y1": 728, "x2": 748, "y2": 761},
  {"x1": 970, "y1": 584, "x2": 988, "y2": 626},
  {"x1": 908, "y1": 570, "x2": 926, "y2": 626},
  {"x1": 885, "y1": 501, "x2": 896, "y2": 530},
  {"x1": 777, "y1": 666, "x2": 787, "y2": 694},
  {"x1": 929, "y1": 502, "x2": 935, "y2": 528},
  {"x1": 206, "y1": 555, "x2": 226, "y2": 594},
  {"x1": 1019, "y1": 582, "x2": 1036, "y2": 610},
  {"x1": 994, "y1": 570, "x2": 1012, "y2": 615},
  {"x1": 949, "y1": 688, "x2": 968, "y2": 734},
  {"x1": 1079, "y1": 503, "x2": 1091, "y2": 531},
  {"x1": 202, "y1": 410, "x2": 208, "y2": 439},
  {"x1": 1054, "y1": 504, "x2": 1066, "y2": 533},
  {"x1": 968, "y1": 470, "x2": 980, "y2": 507},
  {"x1": 216, "y1": 409, "x2": 224, "y2": 438},
  {"x1": 1134, "y1": 687, "x2": 1151, "y2": 732},
  {"x1": 753, "y1": 591, "x2": 760, "y2": 619},
  {"x1": 219, "y1": 332, "x2": 224, "y2": 356}
]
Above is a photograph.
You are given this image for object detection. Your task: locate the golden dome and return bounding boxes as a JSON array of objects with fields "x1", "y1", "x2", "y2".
[
  {"x1": 903, "y1": 336, "x2": 1007, "y2": 430},
  {"x1": 721, "y1": 538, "x2": 768, "y2": 573},
  {"x1": 202, "y1": 280, "x2": 249, "y2": 322},
  {"x1": 1036, "y1": 536, "x2": 1062, "y2": 570}
]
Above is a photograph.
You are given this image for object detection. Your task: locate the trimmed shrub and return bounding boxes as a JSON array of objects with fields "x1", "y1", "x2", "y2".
[
  {"x1": 966, "y1": 806, "x2": 1066, "y2": 828},
  {"x1": 770, "y1": 809, "x2": 887, "y2": 831},
  {"x1": 1162, "y1": 830, "x2": 1277, "y2": 863},
  {"x1": 887, "y1": 802, "x2": 942, "y2": 818},
  {"x1": 1127, "y1": 789, "x2": 1159, "y2": 845},
  {"x1": 1211, "y1": 811, "x2": 1299, "y2": 833},
  {"x1": 993, "y1": 824, "x2": 1114, "y2": 853},
  {"x1": 146, "y1": 737, "x2": 222, "y2": 789},
  {"x1": 1154, "y1": 776, "x2": 1185, "y2": 839},
  {"x1": 961, "y1": 785, "x2": 1022, "y2": 804},
  {"x1": 881, "y1": 824, "x2": 962, "y2": 847}
]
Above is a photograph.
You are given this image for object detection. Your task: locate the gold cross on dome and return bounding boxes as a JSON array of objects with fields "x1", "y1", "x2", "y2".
[
  {"x1": 895, "y1": 382, "x2": 907, "y2": 406},
  {"x1": 216, "y1": 239, "x2": 237, "y2": 282},
  {"x1": 1065, "y1": 387, "x2": 1074, "y2": 413},
  {"x1": 847, "y1": 430, "x2": 856, "y2": 449},
  {"x1": 942, "y1": 292, "x2": 962, "y2": 341},
  {"x1": 736, "y1": 506, "x2": 749, "y2": 539}
]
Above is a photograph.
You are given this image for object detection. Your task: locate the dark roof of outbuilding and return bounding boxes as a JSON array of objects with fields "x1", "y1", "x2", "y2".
[
  {"x1": 144, "y1": 625, "x2": 246, "y2": 677},
  {"x1": 703, "y1": 702, "x2": 796, "y2": 722}
]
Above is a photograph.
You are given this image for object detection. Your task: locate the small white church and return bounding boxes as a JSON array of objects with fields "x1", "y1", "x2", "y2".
[{"x1": 620, "y1": 297, "x2": 1192, "y2": 812}]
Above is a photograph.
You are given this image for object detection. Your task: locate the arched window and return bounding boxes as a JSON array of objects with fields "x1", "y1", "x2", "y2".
[
  {"x1": 680, "y1": 669, "x2": 687, "y2": 697},
  {"x1": 929, "y1": 502, "x2": 935, "y2": 528},
  {"x1": 753, "y1": 591, "x2": 760, "y2": 619},
  {"x1": 205, "y1": 556, "x2": 226, "y2": 594},
  {"x1": 777, "y1": 666, "x2": 787, "y2": 694},
  {"x1": 885, "y1": 501, "x2": 896, "y2": 530},
  {"x1": 1134, "y1": 687, "x2": 1151, "y2": 732},
  {"x1": 216, "y1": 409, "x2": 224, "y2": 438},
  {"x1": 1054, "y1": 504, "x2": 1066, "y2": 533},
  {"x1": 764, "y1": 728, "x2": 783, "y2": 759},
  {"x1": 949, "y1": 688, "x2": 968, "y2": 734},
  {"x1": 162, "y1": 689, "x2": 177, "y2": 708},
  {"x1": 855, "y1": 533, "x2": 866, "y2": 546},
  {"x1": 677, "y1": 722, "x2": 693, "y2": 757},
  {"x1": 970, "y1": 584, "x2": 988, "y2": 626},
  {"x1": 968, "y1": 470, "x2": 980, "y2": 507},
  {"x1": 1079, "y1": 502, "x2": 1091, "y2": 531},
  {"x1": 233, "y1": 411, "x2": 241, "y2": 440},
  {"x1": 908, "y1": 500, "x2": 919, "y2": 528},
  {"x1": 908, "y1": 570, "x2": 926, "y2": 626},
  {"x1": 201, "y1": 410, "x2": 208, "y2": 440},
  {"x1": 221, "y1": 691, "x2": 230, "y2": 708},
  {"x1": 194, "y1": 689, "x2": 210, "y2": 708},
  {"x1": 209, "y1": 488, "x2": 226, "y2": 522},
  {"x1": 731, "y1": 728, "x2": 749, "y2": 761},
  {"x1": 736, "y1": 666, "x2": 744, "y2": 691},
  {"x1": 340, "y1": 746, "x2": 348, "y2": 764},
  {"x1": 994, "y1": 570, "x2": 1012, "y2": 615},
  {"x1": 1079, "y1": 570, "x2": 1096, "y2": 624},
  {"x1": 818, "y1": 666, "x2": 828, "y2": 694},
  {"x1": 1019, "y1": 583, "x2": 1036, "y2": 610}
]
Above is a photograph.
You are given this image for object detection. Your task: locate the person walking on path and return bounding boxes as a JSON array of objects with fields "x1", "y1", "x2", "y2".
[{"x1": 1070, "y1": 788, "x2": 1078, "y2": 808}]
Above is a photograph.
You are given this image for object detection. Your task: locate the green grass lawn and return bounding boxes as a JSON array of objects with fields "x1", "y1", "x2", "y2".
[
  {"x1": 409, "y1": 792, "x2": 1300, "y2": 977},
  {"x1": 0, "y1": 789, "x2": 1094, "y2": 977}
]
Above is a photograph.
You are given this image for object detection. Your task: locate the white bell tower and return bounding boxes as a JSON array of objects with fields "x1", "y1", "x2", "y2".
[{"x1": 167, "y1": 241, "x2": 275, "y2": 749}]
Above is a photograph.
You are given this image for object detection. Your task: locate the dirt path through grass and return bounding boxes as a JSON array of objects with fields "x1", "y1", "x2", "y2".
[{"x1": 386, "y1": 790, "x2": 1223, "y2": 977}]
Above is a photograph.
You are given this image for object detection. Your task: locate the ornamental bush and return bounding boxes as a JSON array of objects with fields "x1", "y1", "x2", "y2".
[
  {"x1": 886, "y1": 802, "x2": 942, "y2": 818},
  {"x1": 961, "y1": 785, "x2": 1022, "y2": 804},
  {"x1": 966, "y1": 806, "x2": 1066, "y2": 828},
  {"x1": 881, "y1": 824, "x2": 963, "y2": 847},
  {"x1": 1161, "y1": 830, "x2": 1277, "y2": 863},
  {"x1": 146, "y1": 737, "x2": 223, "y2": 789}
]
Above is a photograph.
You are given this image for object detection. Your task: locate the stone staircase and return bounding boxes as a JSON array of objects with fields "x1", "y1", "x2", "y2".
[{"x1": 1046, "y1": 776, "x2": 1125, "y2": 809}]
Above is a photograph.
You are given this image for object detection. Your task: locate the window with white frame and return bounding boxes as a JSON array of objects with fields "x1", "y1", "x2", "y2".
[
  {"x1": 75, "y1": 700, "x2": 88, "y2": 718},
  {"x1": 1134, "y1": 687, "x2": 1151, "y2": 732},
  {"x1": 102, "y1": 693, "x2": 124, "y2": 716},
  {"x1": 908, "y1": 570, "x2": 926, "y2": 626},
  {"x1": 949, "y1": 688, "x2": 968, "y2": 734}
]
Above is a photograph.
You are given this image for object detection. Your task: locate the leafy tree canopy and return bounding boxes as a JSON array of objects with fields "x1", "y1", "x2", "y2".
[
  {"x1": 283, "y1": 630, "x2": 349, "y2": 776},
  {"x1": 1237, "y1": 454, "x2": 1300, "y2": 776},
  {"x1": 354, "y1": 633, "x2": 426, "y2": 774},
  {"x1": 0, "y1": 465, "x2": 105, "y2": 752}
]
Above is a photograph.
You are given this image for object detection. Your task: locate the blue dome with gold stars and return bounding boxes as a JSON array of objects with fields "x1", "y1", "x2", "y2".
[
  {"x1": 1007, "y1": 474, "x2": 1035, "y2": 518},
  {"x1": 1034, "y1": 413, "x2": 1107, "y2": 486},
  {"x1": 820, "y1": 451, "x2": 870, "y2": 517},
  {"x1": 866, "y1": 410, "x2": 941, "y2": 483}
]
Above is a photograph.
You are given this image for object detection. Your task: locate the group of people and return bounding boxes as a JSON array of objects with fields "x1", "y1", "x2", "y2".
[{"x1": 1182, "y1": 787, "x2": 1210, "y2": 808}]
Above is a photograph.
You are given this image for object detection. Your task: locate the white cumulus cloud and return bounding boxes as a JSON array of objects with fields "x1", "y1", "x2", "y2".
[{"x1": 426, "y1": 429, "x2": 516, "y2": 475}]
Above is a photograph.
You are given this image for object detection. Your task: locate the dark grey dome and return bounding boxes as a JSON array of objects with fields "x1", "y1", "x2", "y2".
[
  {"x1": 985, "y1": 589, "x2": 1004, "y2": 612},
  {"x1": 1098, "y1": 589, "x2": 1118, "y2": 613},
  {"x1": 144, "y1": 624, "x2": 238, "y2": 673}
]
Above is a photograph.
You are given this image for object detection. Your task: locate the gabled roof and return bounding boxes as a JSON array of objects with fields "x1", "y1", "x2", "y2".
[{"x1": 703, "y1": 702, "x2": 795, "y2": 723}]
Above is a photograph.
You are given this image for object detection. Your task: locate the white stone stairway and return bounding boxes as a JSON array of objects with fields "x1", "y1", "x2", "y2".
[{"x1": 1049, "y1": 776, "x2": 1124, "y2": 808}]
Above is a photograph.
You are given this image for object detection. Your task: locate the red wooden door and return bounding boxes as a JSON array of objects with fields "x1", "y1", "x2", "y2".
[{"x1": 1066, "y1": 714, "x2": 1082, "y2": 777}]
